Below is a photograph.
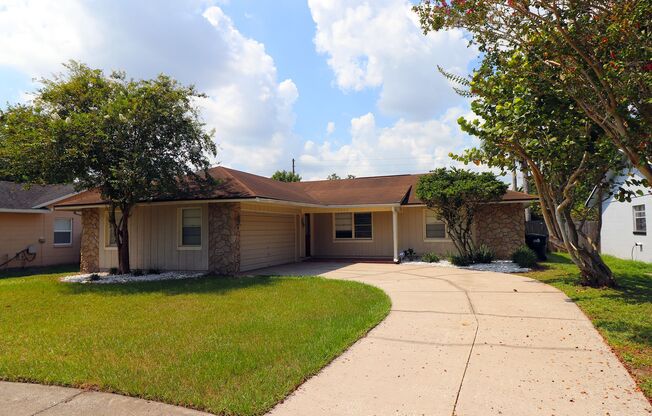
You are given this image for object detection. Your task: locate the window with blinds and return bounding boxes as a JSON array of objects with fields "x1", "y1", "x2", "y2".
[
  {"x1": 181, "y1": 208, "x2": 202, "y2": 247},
  {"x1": 424, "y1": 209, "x2": 447, "y2": 239},
  {"x1": 334, "y1": 212, "x2": 372, "y2": 239}
]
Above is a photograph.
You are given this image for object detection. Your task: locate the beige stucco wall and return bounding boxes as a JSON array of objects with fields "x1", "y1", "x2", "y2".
[
  {"x1": 98, "y1": 203, "x2": 209, "y2": 271},
  {"x1": 0, "y1": 210, "x2": 81, "y2": 269}
]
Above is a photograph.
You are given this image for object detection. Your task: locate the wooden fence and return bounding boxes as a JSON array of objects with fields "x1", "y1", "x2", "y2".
[{"x1": 525, "y1": 220, "x2": 601, "y2": 251}]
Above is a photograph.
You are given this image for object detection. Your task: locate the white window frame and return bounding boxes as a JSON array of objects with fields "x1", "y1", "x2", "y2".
[
  {"x1": 423, "y1": 209, "x2": 449, "y2": 241},
  {"x1": 53, "y1": 218, "x2": 73, "y2": 247},
  {"x1": 177, "y1": 207, "x2": 203, "y2": 250},
  {"x1": 104, "y1": 210, "x2": 122, "y2": 250},
  {"x1": 332, "y1": 212, "x2": 374, "y2": 242},
  {"x1": 633, "y1": 204, "x2": 647, "y2": 234}
]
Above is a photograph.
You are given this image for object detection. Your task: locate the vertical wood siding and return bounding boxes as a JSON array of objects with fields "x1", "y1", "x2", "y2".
[
  {"x1": 311, "y1": 207, "x2": 457, "y2": 258},
  {"x1": 98, "y1": 204, "x2": 208, "y2": 271}
]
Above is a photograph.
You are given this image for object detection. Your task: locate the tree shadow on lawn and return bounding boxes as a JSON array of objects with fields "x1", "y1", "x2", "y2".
[
  {"x1": 58, "y1": 274, "x2": 285, "y2": 297},
  {"x1": 0, "y1": 264, "x2": 79, "y2": 279}
]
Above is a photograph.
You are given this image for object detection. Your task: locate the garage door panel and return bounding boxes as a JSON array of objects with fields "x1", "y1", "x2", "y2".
[{"x1": 240, "y1": 212, "x2": 296, "y2": 272}]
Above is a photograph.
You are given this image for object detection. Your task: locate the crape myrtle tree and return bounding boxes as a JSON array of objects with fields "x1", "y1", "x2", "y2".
[
  {"x1": 416, "y1": 168, "x2": 507, "y2": 259},
  {"x1": 0, "y1": 62, "x2": 217, "y2": 274},
  {"x1": 452, "y1": 52, "x2": 622, "y2": 287},
  {"x1": 413, "y1": 0, "x2": 652, "y2": 186},
  {"x1": 271, "y1": 170, "x2": 302, "y2": 182}
]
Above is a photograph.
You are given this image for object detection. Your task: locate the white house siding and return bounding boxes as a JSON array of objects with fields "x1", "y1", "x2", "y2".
[{"x1": 601, "y1": 171, "x2": 651, "y2": 262}]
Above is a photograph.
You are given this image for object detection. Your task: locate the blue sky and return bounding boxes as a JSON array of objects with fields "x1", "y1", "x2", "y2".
[{"x1": 0, "y1": 0, "x2": 480, "y2": 180}]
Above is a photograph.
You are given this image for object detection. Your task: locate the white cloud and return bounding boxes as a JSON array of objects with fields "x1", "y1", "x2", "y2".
[
  {"x1": 0, "y1": 0, "x2": 298, "y2": 175},
  {"x1": 326, "y1": 121, "x2": 335, "y2": 135},
  {"x1": 298, "y1": 108, "x2": 480, "y2": 180},
  {"x1": 308, "y1": 0, "x2": 478, "y2": 121}
]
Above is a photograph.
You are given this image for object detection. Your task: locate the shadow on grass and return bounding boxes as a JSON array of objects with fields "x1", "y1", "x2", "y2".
[
  {"x1": 0, "y1": 264, "x2": 79, "y2": 279},
  {"x1": 58, "y1": 274, "x2": 285, "y2": 297}
]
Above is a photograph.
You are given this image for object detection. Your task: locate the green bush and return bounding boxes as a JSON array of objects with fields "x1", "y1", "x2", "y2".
[
  {"x1": 421, "y1": 252, "x2": 440, "y2": 263},
  {"x1": 147, "y1": 269, "x2": 160, "y2": 275},
  {"x1": 132, "y1": 269, "x2": 143, "y2": 276},
  {"x1": 449, "y1": 253, "x2": 472, "y2": 267},
  {"x1": 109, "y1": 267, "x2": 118, "y2": 275},
  {"x1": 511, "y1": 245, "x2": 538, "y2": 268},
  {"x1": 473, "y1": 244, "x2": 495, "y2": 264}
]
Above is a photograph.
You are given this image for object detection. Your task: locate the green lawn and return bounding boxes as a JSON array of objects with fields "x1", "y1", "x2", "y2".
[
  {"x1": 521, "y1": 254, "x2": 652, "y2": 400},
  {"x1": 0, "y1": 266, "x2": 391, "y2": 415}
]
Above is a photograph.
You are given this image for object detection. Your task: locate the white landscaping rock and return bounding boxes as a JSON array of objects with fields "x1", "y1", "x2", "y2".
[
  {"x1": 60, "y1": 271, "x2": 205, "y2": 284},
  {"x1": 400, "y1": 259, "x2": 530, "y2": 273}
]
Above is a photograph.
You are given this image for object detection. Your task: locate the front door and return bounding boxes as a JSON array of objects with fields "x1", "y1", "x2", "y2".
[{"x1": 304, "y1": 213, "x2": 311, "y2": 257}]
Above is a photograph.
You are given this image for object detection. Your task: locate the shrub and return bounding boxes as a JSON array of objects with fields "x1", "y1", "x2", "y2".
[
  {"x1": 511, "y1": 246, "x2": 538, "y2": 268},
  {"x1": 147, "y1": 269, "x2": 160, "y2": 275},
  {"x1": 109, "y1": 267, "x2": 118, "y2": 275},
  {"x1": 449, "y1": 253, "x2": 472, "y2": 267},
  {"x1": 132, "y1": 269, "x2": 143, "y2": 276},
  {"x1": 89, "y1": 273, "x2": 100, "y2": 281},
  {"x1": 421, "y1": 252, "x2": 440, "y2": 263},
  {"x1": 403, "y1": 248, "x2": 418, "y2": 261},
  {"x1": 473, "y1": 244, "x2": 495, "y2": 264}
]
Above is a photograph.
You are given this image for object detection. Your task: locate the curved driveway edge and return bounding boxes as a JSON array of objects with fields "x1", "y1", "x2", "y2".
[{"x1": 264, "y1": 262, "x2": 652, "y2": 416}]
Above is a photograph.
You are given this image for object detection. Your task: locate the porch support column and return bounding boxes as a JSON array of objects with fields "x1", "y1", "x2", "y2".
[{"x1": 392, "y1": 206, "x2": 399, "y2": 263}]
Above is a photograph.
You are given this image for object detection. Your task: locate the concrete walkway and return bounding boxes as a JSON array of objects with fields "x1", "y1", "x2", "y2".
[
  {"x1": 263, "y1": 262, "x2": 652, "y2": 416},
  {"x1": 0, "y1": 382, "x2": 212, "y2": 416},
  {"x1": 2, "y1": 262, "x2": 650, "y2": 416}
]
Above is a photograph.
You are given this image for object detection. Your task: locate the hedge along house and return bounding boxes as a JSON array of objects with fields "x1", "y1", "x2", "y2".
[{"x1": 54, "y1": 167, "x2": 536, "y2": 274}]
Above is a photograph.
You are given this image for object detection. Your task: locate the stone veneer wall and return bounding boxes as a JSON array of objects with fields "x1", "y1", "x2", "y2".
[
  {"x1": 80, "y1": 208, "x2": 100, "y2": 273},
  {"x1": 474, "y1": 203, "x2": 526, "y2": 259},
  {"x1": 208, "y1": 202, "x2": 241, "y2": 275}
]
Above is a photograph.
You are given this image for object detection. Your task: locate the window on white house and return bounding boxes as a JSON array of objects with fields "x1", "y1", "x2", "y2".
[
  {"x1": 53, "y1": 218, "x2": 72, "y2": 246},
  {"x1": 424, "y1": 209, "x2": 447, "y2": 239},
  {"x1": 106, "y1": 211, "x2": 122, "y2": 247},
  {"x1": 334, "y1": 212, "x2": 373, "y2": 239},
  {"x1": 633, "y1": 204, "x2": 646, "y2": 234},
  {"x1": 181, "y1": 208, "x2": 202, "y2": 247}
]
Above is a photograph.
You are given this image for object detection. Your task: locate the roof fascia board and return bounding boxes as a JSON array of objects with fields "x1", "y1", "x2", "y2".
[
  {"x1": 55, "y1": 197, "x2": 402, "y2": 210},
  {"x1": 0, "y1": 208, "x2": 50, "y2": 214},
  {"x1": 32, "y1": 191, "x2": 82, "y2": 209}
]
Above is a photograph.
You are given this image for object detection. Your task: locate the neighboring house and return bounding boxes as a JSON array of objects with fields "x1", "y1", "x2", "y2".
[
  {"x1": 0, "y1": 181, "x2": 81, "y2": 269},
  {"x1": 599, "y1": 169, "x2": 651, "y2": 262},
  {"x1": 55, "y1": 167, "x2": 536, "y2": 274}
]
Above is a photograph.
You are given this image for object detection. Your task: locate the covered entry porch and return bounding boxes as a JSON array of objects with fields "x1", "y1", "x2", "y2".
[{"x1": 301, "y1": 205, "x2": 449, "y2": 263}]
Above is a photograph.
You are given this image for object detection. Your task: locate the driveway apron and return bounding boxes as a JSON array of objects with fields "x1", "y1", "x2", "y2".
[{"x1": 264, "y1": 262, "x2": 652, "y2": 416}]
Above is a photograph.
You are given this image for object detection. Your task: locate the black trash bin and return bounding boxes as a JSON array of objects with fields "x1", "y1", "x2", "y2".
[{"x1": 525, "y1": 233, "x2": 548, "y2": 261}]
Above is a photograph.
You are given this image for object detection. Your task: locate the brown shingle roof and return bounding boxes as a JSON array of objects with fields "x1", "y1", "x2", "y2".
[
  {"x1": 55, "y1": 167, "x2": 537, "y2": 208},
  {"x1": 0, "y1": 181, "x2": 76, "y2": 210}
]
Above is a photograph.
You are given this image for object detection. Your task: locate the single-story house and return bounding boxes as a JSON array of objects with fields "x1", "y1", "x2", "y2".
[
  {"x1": 595, "y1": 168, "x2": 650, "y2": 262},
  {"x1": 54, "y1": 167, "x2": 536, "y2": 274},
  {"x1": 1, "y1": 181, "x2": 81, "y2": 269}
]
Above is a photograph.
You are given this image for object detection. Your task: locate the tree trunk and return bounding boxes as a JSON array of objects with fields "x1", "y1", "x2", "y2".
[
  {"x1": 117, "y1": 222, "x2": 130, "y2": 274},
  {"x1": 556, "y1": 207, "x2": 614, "y2": 287}
]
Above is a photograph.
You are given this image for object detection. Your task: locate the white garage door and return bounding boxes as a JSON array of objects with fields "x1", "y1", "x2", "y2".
[{"x1": 240, "y1": 212, "x2": 297, "y2": 272}]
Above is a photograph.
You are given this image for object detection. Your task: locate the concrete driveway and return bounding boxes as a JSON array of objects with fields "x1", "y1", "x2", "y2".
[{"x1": 263, "y1": 262, "x2": 652, "y2": 416}]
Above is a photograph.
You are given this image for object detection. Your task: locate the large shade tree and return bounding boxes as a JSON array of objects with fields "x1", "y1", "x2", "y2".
[
  {"x1": 452, "y1": 51, "x2": 622, "y2": 287},
  {"x1": 414, "y1": 0, "x2": 652, "y2": 186},
  {"x1": 0, "y1": 62, "x2": 217, "y2": 274}
]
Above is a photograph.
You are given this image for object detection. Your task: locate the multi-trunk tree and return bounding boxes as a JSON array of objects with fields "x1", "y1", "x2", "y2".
[
  {"x1": 0, "y1": 62, "x2": 217, "y2": 274},
  {"x1": 416, "y1": 167, "x2": 507, "y2": 260},
  {"x1": 451, "y1": 52, "x2": 623, "y2": 287}
]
